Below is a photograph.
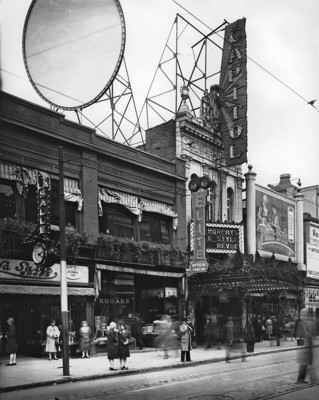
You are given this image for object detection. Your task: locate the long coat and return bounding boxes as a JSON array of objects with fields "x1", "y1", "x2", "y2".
[
  {"x1": 45, "y1": 325, "x2": 60, "y2": 353},
  {"x1": 107, "y1": 329, "x2": 119, "y2": 360},
  {"x1": 180, "y1": 323, "x2": 193, "y2": 351},
  {"x1": 118, "y1": 329, "x2": 131, "y2": 359},
  {"x1": 79, "y1": 327, "x2": 91, "y2": 351},
  {"x1": 5, "y1": 324, "x2": 17, "y2": 354}
]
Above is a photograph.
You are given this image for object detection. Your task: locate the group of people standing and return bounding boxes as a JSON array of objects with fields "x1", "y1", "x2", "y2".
[{"x1": 45, "y1": 319, "x2": 92, "y2": 361}]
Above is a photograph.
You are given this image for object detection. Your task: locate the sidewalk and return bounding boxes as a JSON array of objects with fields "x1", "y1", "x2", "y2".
[{"x1": 0, "y1": 338, "x2": 317, "y2": 392}]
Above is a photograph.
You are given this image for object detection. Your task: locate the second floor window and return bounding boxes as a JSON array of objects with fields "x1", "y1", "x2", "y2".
[
  {"x1": 100, "y1": 204, "x2": 135, "y2": 239},
  {"x1": 140, "y1": 212, "x2": 171, "y2": 244},
  {"x1": 0, "y1": 180, "x2": 16, "y2": 219},
  {"x1": 227, "y1": 187, "x2": 234, "y2": 222}
]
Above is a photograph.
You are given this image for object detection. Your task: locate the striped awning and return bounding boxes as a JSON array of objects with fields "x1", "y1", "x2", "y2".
[
  {"x1": 0, "y1": 284, "x2": 95, "y2": 296},
  {"x1": 96, "y1": 264, "x2": 185, "y2": 278}
]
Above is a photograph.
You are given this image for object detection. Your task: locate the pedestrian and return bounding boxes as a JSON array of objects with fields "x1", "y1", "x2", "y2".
[
  {"x1": 295, "y1": 319, "x2": 318, "y2": 384},
  {"x1": 118, "y1": 323, "x2": 133, "y2": 370},
  {"x1": 179, "y1": 317, "x2": 193, "y2": 362},
  {"x1": 5, "y1": 318, "x2": 17, "y2": 366},
  {"x1": 45, "y1": 319, "x2": 60, "y2": 361},
  {"x1": 203, "y1": 316, "x2": 214, "y2": 350},
  {"x1": 225, "y1": 316, "x2": 234, "y2": 362},
  {"x1": 133, "y1": 314, "x2": 144, "y2": 350},
  {"x1": 272, "y1": 315, "x2": 284, "y2": 346},
  {"x1": 245, "y1": 317, "x2": 256, "y2": 353},
  {"x1": 79, "y1": 320, "x2": 91, "y2": 358},
  {"x1": 265, "y1": 316, "x2": 273, "y2": 340},
  {"x1": 0, "y1": 323, "x2": 3, "y2": 365},
  {"x1": 107, "y1": 321, "x2": 119, "y2": 370}
]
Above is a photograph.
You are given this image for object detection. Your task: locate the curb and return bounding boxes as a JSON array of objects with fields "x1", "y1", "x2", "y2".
[{"x1": 0, "y1": 344, "x2": 308, "y2": 393}]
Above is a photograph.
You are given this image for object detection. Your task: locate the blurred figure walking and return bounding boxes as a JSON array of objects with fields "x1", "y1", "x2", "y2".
[{"x1": 295, "y1": 319, "x2": 318, "y2": 384}]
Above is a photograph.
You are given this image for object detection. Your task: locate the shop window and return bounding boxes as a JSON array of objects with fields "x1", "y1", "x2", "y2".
[
  {"x1": 227, "y1": 187, "x2": 234, "y2": 222},
  {"x1": 50, "y1": 180, "x2": 77, "y2": 228},
  {"x1": 0, "y1": 179, "x2": 16, "y2": 219},
  {"x1": 140, "y1": 212, "x2": 171, "y2": 244},
  {"x1": 99, "y1": 204, "x2": 135, "y2": 239}
]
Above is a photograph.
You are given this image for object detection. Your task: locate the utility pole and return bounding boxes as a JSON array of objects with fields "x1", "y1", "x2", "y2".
[{"x1": 58, "y1": 146, "x2": 70, "y2": 376}]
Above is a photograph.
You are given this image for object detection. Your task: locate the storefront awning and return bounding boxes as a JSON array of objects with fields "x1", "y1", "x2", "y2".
[
  {"x1": 96, "y1": 264, "x2": 185, "y2": 278},
  {"x1": 0, "y1": 284, "x2": 95, "y2": 296}
]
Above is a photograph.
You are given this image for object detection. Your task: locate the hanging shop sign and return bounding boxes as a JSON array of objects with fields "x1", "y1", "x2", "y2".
[
  {"x1": 306, "y1": 222, "x2": 319, "y2": 280},
  {"x1": 0, "y1": 259, "x2": 88, "y2": 284},
  {"x1": 256, "y1": 185, "x2": 296, "y2": 261},
  {"x1": 190, "y1": 190, "x2": 208, "y2": 272},
  {"x1": 206, "y1": 223, "x2": 244, "y2": 253},
  {"x1": 37, "y1": 171, "x2": 51, "y2": 237}
]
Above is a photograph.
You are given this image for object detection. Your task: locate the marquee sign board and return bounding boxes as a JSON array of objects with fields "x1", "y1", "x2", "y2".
[{"x1": 206, "y1": 223, "x2": 244, "y2": 254}]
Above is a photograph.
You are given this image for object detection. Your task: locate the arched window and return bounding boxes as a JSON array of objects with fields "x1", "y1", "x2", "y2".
[{"x1": 227, "y1": 187, "x2": 234, "y2": 222}]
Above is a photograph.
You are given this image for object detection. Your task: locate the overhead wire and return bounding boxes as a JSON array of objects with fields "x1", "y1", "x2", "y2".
[{"x1": 171, "y1": 0, "x2": 318, "y2": 112}]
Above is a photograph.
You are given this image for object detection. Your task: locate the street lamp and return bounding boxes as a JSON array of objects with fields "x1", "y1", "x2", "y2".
[{"x1": 58, "y1": 146, "x2": 70, "y2": 376}]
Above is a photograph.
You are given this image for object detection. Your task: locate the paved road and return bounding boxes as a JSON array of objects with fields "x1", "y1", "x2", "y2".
[{"x1": 0, "y1": 349, "x2": 318, "y2": 400}]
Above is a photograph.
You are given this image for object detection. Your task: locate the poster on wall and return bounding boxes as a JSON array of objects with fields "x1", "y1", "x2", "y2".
[
  {"x1": 256, "y1": 185, "x2": 296, "y2": 261},
  {"x1": 306, "y1": 222, "x2": 319, "y2": 280}
]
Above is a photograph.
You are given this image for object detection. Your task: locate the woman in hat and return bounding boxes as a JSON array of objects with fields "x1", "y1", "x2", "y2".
[
  {"x1": 107, "y1": 322, "x2": 119, "y2": 370},
  {"x1": 118, "y1": 323, "x2": 133, "y2": 370},
  {"x1": 5, "y1": 317, "x2": 17, "y2": 366},
  {"x1": 45, "y1": 319, "x2": 60, "y2": 361}
]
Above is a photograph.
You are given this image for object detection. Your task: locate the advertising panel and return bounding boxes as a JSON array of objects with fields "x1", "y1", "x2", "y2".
[
  {"x1": 190, "y1": 191, "x2": 208, "y2": 273},
  {"x1": 0, "y1": 259, "x2": 89, "y2": 284},
  {"x1": 206, "y1": 223, "x2": 244, "y2": 254},
  {"x1": 306, "y1": 222, "x2": 319, "y2": 280},
  {"x1": 256, "y1": 185, "x2": 296, "y2": 261}
]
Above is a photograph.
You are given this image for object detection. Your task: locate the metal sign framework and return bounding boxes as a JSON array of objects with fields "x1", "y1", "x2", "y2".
[
  {"x1": 53, "y1": 15, "x2": 228, "y2": 148},
  {"x1": 140, "y1": 14, "x2": 228, "y2": 131}
]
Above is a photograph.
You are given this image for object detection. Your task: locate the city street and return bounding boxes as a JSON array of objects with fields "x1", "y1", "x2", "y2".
[{"x1": 0, "y1": 349, "x2": 318, "y2": 400}]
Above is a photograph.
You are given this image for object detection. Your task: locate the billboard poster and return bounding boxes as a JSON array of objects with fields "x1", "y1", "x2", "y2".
[
  {"x1": 306, "y1": 222, "x2": 319, "y2": 280},
  {"x1": 256, "y1": 185, "x2": 296, "y2": 261}
]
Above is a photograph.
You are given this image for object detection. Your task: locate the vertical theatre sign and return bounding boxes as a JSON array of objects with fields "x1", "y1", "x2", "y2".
[
  {"x1": 219, "y1": 18, "x2": 248, "y2": 166},
  {"x1": 190, "y1": 191, "x2": 208, "y2": 272}
]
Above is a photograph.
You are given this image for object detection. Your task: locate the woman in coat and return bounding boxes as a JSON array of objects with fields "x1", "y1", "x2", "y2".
[
  {"x1": 45, "y1": 319, "x2": 60, "y2": 360},
  {"x1": 5, "y1": 318, "x2": 17, "y2": 366},
  {"x1": 118, "y1": 323, "x2": 132, "y2": 370},
  {"x1": 179, "y1": 317, "x2": 193, "y2": 362},
  {"x1": 107, "y1": 321, "x2": 119, "y2": 370},
  {"x1": 79, "y1": 320, "x2": 91, "y2": 358}
]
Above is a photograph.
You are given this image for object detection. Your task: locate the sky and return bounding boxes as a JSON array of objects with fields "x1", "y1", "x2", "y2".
[{"x1": 1, "y1": 0, "x2": 319, "y2": 189}]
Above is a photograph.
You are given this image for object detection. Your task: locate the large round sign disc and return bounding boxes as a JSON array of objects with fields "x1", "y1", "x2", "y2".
[{"x1": 22, "y1": 0, "x2": 126, "y2": 110}]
